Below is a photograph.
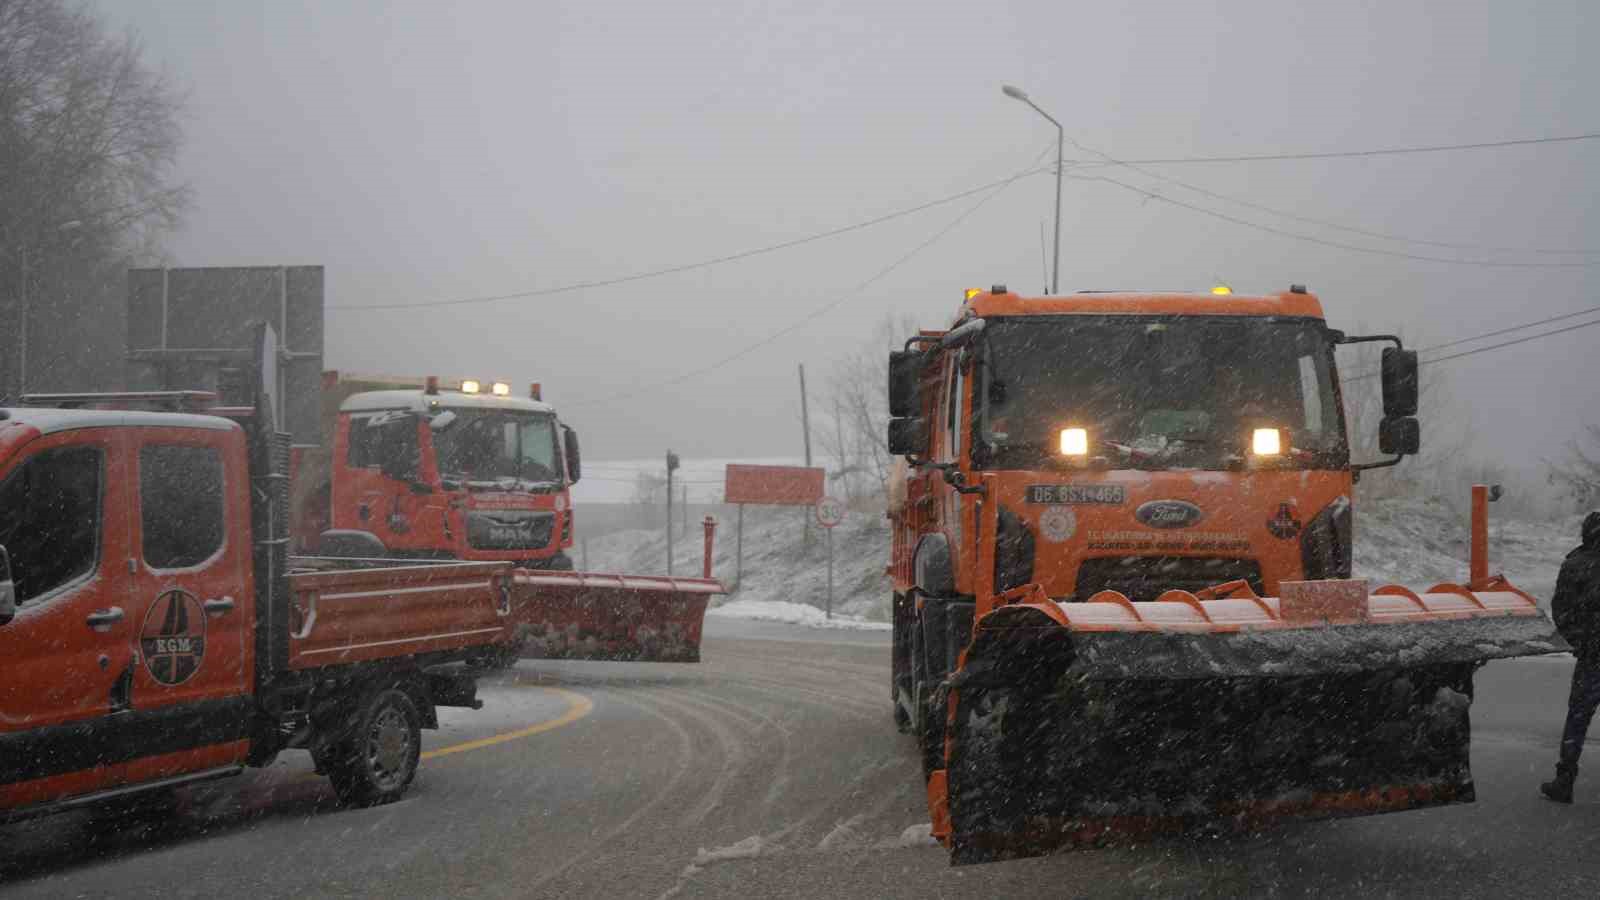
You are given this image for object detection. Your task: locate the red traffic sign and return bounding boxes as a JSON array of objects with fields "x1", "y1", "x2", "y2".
[{"x1": 815, "y1": 495, "x2": 846, "y2": 528}]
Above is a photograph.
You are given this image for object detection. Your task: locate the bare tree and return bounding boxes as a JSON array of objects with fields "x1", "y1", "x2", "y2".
[
  {"x1": 819, "y1": 313, "x2": 918, "y2": 507},
  {"x1": 1, "y1": 0, "x2": 188, "y2": 399},
  {"x1": 1547, "y1": 424, "x2": 1600, "y2": 510}
]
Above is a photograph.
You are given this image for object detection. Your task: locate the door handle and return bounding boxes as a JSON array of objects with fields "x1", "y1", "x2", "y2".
[
  {"x1": 86, "y1": 607, "x2": 125, "y2": 629},
  {"x1": 203, "y1": 597, "x2": 236, "y2": 615}
]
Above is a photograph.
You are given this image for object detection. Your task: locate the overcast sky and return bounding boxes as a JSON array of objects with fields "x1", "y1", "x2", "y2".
[{"x1": 97, "y1": 0, "x2": 1597, "y2": 468}]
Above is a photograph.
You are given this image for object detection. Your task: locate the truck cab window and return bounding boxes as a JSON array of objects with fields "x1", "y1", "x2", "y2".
[
  {"x1": 0, "y1": 446, "x2": 102, "y2": 605},
  {"x1": 141, "y1": 445, "x2": 225, "y2": 569}
]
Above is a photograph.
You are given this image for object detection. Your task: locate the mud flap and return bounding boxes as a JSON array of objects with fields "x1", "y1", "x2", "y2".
[{"x1": 941, "y1": 612, "x2": 1558, "y2": 865}]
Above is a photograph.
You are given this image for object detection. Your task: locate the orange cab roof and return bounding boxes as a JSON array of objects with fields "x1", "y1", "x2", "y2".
[{"x1": 960, "y1": 289, "x2": 1326, "y2": 322}]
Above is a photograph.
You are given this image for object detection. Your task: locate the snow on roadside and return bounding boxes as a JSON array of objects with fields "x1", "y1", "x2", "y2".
[
  {"x1": 710, "y1": 600, "x2": 890, "y2": 631},
  {"x1": 580, "y1": 491, "x2": 1582, "y2": 627}
]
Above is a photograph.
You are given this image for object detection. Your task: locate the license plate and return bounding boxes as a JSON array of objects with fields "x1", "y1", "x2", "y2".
[{"x1": 1025, "y1": 484, "x2": 1126, "y2": 505}]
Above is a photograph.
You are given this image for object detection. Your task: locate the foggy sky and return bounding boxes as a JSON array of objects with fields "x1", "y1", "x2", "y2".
[{"x1": 96, "y1": 0, "x2": 1598, "y2": 468}]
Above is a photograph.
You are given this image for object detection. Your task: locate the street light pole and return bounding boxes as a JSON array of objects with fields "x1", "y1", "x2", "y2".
[
  {"x1": 1002, "y1": 85, "x2": 1062, "y2": 294},
  {"x1": 16, "y1": 245, "x2": 27, "y2": 397},
  {"x1": 15, "y1": 221, "x2": 83, "y2": 397}
]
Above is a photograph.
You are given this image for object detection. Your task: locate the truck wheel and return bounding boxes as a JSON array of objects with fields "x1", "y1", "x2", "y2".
[
  {"x1": 327, "y1": 688, "x2": 423, "y2": 807},
  {"x1": 546, "y1": 552, "x2": 575, "y2": 571}
]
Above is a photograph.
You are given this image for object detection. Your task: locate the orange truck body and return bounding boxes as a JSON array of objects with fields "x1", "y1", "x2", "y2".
[
  {"x1": 290, "y1": 372, "x2": 576, "y2": 569},
  {"x1": 887, "y1": 287, "x2": 1563, "y2": 864},
  {"x1": 291, "y1": 372, "x2": 722, "y2": 663},
  {"x1": 0, "y1": 398, "x2": 514, "y2": 822}
]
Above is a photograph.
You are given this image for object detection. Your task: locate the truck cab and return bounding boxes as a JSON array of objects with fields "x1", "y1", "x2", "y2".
[
  {"x1": 303, "y1": 378, "x2": 582, "y2": 570},
  {"x1": 886, "y1": 286, "x2": 1421, "y2": 737},
  {"x1": 0, "y1": 407, "x2": 259, "y2": 809}
]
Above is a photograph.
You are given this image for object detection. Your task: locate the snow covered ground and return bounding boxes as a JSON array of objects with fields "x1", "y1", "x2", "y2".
[
  {"x1": 579, "y1": 491, "x2": 1585, "y2": 628},
  {"x1": 580, "y1": 503, "x2": 894, "y2": 626}
]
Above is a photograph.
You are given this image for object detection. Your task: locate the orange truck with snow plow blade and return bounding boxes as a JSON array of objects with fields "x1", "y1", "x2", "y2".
[
  {"x1": 885, "y1": 285, "x2": 1566, "y2": 864},
  {"x1": 292, "y1": 372, "x2": 719, "y2": 663},
  {"x1": 0, "y1": 334, "x2": 517, "y2": 822}
]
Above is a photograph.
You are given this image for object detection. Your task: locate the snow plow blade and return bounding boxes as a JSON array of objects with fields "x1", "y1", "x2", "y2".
[
  {"x1": 508, "y1": 571, "x2": 723, "y2": 662},
  {"x1": 938, "y1": 579, "x2": 1565, "y2": 865}
]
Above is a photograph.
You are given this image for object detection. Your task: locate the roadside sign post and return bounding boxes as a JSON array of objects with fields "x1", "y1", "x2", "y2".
[
  {"x1": 736, "y1": 504, "x2": 744, "y2": 593},
  {"x1": 815, "y1": 496, "x2": 845, "y2": 619},
  {"x1": 723, "y1": 464, "x2": 826, "y2": 596}
]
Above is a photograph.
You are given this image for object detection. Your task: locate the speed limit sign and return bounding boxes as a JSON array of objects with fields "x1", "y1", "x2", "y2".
[{"x1": 815, "y1": 495, "x2": 846, "y2": 528}]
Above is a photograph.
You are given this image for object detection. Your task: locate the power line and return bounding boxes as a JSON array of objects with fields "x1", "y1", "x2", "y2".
[
  {"x1": 1071, "y1": 170, "x2": 1600, "y2": 268},
  {"x1": 1069, "y1": 131, "x2": 1600, "y2": 166},
  {"x1": 1344, "y1": 308, "x2": 1600, "y2": 381},
  {"x1": 1415, "y1": 304, "x2": 1600, "y2": 355},
  {"x1": 577, "y1": 144, "x2": 1055, "y2": 407},
  {"x1": 329, "y1": 163, "x2": 1050, "y2": 312},
  {"x1": 1056, "y1": 127, "x2": 1600, "y2": 267},
  {"x1": 1068, "y1": 149, "x2": 1598, "y2": 257}
]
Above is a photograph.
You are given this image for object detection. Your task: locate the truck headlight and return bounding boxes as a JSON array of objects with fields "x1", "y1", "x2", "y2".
[
  {"x1": 1059, "y1": 427, "x2": 1089, "y2": 456},
  {"x1": 1252, "y1": 427, "x2": 1282, "y2": 456}
]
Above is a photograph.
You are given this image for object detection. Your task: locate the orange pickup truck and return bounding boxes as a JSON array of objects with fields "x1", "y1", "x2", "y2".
[{"x1": 0, "y1": 373, "x2": 517, "y2": 822}]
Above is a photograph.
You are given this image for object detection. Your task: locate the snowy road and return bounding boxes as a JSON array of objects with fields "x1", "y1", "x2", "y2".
[{"x1": 3, "y1": 618, "x2": 1597, "y2": 898}]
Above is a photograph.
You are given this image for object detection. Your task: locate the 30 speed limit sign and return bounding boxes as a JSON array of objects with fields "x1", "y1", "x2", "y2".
[{"x1": 815, "y1": 495, "x2": 846, "y2": 528}]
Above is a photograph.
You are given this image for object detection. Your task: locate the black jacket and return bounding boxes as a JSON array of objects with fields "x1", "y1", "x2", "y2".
[{"x1": 1552, "y1": 512, "x2": 1600, "y2": 662}]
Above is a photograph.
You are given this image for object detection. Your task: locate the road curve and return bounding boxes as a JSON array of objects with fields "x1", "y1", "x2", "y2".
[{"x1": 2, "y1": 619, "x2": 1598, "y2": 898}]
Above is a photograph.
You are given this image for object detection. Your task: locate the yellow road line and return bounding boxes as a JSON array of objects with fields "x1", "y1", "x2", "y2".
[{"x1": 422, "y1": 687, "x2": 594, "y2": 761}]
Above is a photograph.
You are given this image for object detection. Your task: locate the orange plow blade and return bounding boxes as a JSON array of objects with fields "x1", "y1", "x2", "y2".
[
  {"x1": 937, "y1": 579, "x2": 1565, "y2": 865},
  {"x1": 507, "y1": 571, "x2": 723, "y2": 663}
]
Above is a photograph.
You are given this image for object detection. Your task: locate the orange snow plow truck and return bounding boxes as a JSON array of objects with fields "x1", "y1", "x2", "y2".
[
  {"x1": 886, "y1": 285, "x2": 1565, "y2": 865},
  {"x1": 291, "y1": 372, "x2": 718, "y2": 663}
]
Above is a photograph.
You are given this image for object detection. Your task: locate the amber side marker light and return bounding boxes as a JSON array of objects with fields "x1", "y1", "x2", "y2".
[
  {"x1": 1060, "y1": 427, "x2": 1089, "y2": 456},
  {"x1": 1252, "y1": 427, "x2": 1283, "y2": 456}
]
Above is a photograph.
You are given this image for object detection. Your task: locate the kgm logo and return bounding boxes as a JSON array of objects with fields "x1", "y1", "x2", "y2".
[
  {"x1": 140, "y1": 589, "x2": 207, "y2": 685},
  {"x1": 1134, "y1": 500, "x2": 1204, "y2": 529}
]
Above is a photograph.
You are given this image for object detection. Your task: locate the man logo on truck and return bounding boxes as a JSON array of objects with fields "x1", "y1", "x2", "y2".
[{"x1": 140, "y1": 589, "x2": 207, "y2": 685}]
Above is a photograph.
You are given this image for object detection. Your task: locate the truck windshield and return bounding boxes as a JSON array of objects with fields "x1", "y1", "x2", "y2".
[
  {"x1": 974, "y1": 315, "x2": 1344, "y2": 470},
  {"x1": 434, "y1": 410, "x2": 562, "y2": 485}
]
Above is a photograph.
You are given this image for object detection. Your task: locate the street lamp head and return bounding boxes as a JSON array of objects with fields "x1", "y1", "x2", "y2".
[{"x1": 1001, "y1": 84, "x2": 1028, "y2": 101}]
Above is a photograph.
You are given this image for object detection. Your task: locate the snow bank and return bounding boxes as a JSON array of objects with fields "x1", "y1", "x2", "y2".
[
  {"x1": 580, "y1": 504, "x2": 894, "y2": 622},
  {"x1": 710, "y1": 600, "x2": 890, "y2": 631},
  {"x1": 577, "y1": 490, "x2": 1580, "y2": 631}
]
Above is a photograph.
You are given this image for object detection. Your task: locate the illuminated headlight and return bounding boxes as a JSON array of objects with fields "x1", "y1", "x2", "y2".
[
  {"x1": 460, "y1": 379, "x2": 481, "y2": 394},
  {"x1": 1059, "y1": 427, "x2": 1089, "y2": 456},
  {"x1": 491, "y1": 381, "x2": 511, "y2": 396},
  {"x1": 1252, "y1": 427, "x2": 1283, "y2": 456}
]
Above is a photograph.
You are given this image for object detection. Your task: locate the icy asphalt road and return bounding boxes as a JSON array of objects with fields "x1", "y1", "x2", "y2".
[{"x1": 3, "y1": 618, "x2": 1598, "y2": 899}]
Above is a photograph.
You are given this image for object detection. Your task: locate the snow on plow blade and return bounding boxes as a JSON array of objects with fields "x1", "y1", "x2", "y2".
[
  {"x1": 509, "y1": 571, "x2": 723, "y2": 662},
  {"x1": 939, "y1": 579, "x2": 1565, "y2": 865}
]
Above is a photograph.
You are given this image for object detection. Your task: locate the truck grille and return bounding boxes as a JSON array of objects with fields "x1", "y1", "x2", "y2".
[
  {"x1": 1072, "y1": 556, "x2": 1264, "y2": 603},
  {"x1": 466, "y1": 510, "x2": 555, "y2": 550}
]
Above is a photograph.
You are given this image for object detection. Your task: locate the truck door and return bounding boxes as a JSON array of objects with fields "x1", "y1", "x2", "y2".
[
  {"x1": 125, "y1": 426, "x2": 254, "y2": 776},
  {"x1": 0, "y1": 428, "x2": 138, "y2": 807}
]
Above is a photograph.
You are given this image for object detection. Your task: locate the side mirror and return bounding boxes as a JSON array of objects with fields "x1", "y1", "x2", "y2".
[
  {"x1": 1379, "y1": 416, "x2": 1420, "y2": 456},
  {"x1": 428, "y1": 410, "x2": 458, "y2": 432},
  {"x1": 562, "y1": 425, "x2": 581, "y2": 484},
  {"x1": 0, "y1": 545, "x2": 16, "y2": 626},
  {"x1": 888, "y1": 350, "x2": 923, "y2": 417},
  {"x1": 887, "y1": 417, "x2": 927, "y2": 457},
  {"x1": 1381, "y1": 348, "x2": 1419, "y2": 417},
  {"x1": 940, "y1": 317, "x2": 986, "y2": 350}
]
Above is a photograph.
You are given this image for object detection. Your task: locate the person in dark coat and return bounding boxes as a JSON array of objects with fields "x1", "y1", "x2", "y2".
[{"x1": 1543, "y1": 511, "x2": 1600, "y2": 803}]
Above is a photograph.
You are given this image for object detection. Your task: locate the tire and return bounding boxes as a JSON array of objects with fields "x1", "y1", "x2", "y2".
[{"x1": 325, "y1": 687, "x2": 423, "y2": 807}]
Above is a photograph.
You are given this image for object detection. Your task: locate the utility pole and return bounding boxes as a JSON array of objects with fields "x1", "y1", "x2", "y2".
[
  {"x1": 798, "y1": 363, "x2": 813, "y2": 547},
  {"x1": 798, "y1": 363, "x2": 813, "y2": 467},
  {"x1": 666, "y1": 450, "x2": 680, "y2": 574}
]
